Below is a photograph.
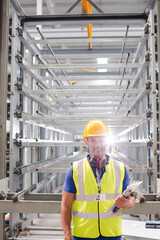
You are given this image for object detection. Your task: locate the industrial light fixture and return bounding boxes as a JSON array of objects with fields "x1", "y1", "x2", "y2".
[
  {"x1": 98, "y1": 69, "x2": 107, "y2": 72},
  {"x1": 97, "y1": 58, "x2": 108, "y2": 72},
  {"x1": 97, "y1": 58, "x2": 108, "y2": 64}
]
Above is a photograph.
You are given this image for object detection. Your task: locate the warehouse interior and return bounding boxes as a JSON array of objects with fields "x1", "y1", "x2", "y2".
[{"x1": 0, "y1": 0, "x2": 160, "y2": 239}]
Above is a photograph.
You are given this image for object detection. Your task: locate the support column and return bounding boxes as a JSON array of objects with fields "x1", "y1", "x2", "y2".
[
  {"x1": 157, "y1": 0, "x2": 160, "y2": 102},
  {"x1": 0, "y1": 0, "x2": 9, "y2": 239},
  {"x1": 0, "y1": 214, "x2": 5, "y2": 240},
  {"x1": 0, "y1": 0, "x2": 9, "y2": 179},
  {"x1": 157, "y1": 0, "x2": 160, "y2": 181}
]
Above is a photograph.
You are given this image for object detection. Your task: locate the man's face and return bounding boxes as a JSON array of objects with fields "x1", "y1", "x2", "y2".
[{"x1": 85, "y1": 136, "x2": 107, "y2": 158}]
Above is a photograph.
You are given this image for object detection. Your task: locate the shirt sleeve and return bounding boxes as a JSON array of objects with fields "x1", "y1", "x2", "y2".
[
  {"x1": 63, "y1": 165, "x2": 76, "y2": 194},
  {"x1": 122, "y1": 167, "x2": 130, "y2": 192}
]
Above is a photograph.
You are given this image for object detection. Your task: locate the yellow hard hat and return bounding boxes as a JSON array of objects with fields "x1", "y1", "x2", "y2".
[
  {"x1": 72, "y1": 80, "x2": 77, "y2": 84},
  {"x1": 83, "y1": 119, "x2": 109, "y2": 139}
]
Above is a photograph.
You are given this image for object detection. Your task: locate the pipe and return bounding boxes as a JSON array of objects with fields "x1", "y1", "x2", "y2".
[
  {"x1": 82, "y1": 0, "x2": 92, "y2": 49},
  {"x1": 20, "y1": 13, "x2": 148, "y2": 25}
]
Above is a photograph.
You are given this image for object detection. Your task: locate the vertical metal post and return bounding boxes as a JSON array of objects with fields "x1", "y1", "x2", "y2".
[
  {"x1": 157, "y1": 2, "x2": 160, "y2": 72},
  {"x1": 0, "y1": 214, "x2": 5, "y2": 240},
  {"x1": 0, "y1": 0, "x2": 9, "y2": 238},
  {"x1": 150, "y1": 9, "x2": 157, "y2": 193},
  {"x1": 157, "y1": 0, "x2": 160, "y2": 180},
  {"x1": 0, "y1": 0, "x2": 9, "y2": 178}
]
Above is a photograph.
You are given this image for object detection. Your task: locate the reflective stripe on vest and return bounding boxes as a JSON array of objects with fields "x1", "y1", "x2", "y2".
[
  {"x1": 75, "y1": 193, "x2": 119, "y2": 201},
  {"x1": 74, "y1": 159, "x2": 121, "y2": 202},
  {"x1": 73, "y1": 209, "x2": 122, "y2": 219}
]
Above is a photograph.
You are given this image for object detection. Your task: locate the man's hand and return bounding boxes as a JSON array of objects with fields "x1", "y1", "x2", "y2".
[
  {"x1": 64, "y1": 231, "x2": 72, "y2": 240},
  {"x1": 114, "y1": 194, "x2": 135, "y2": 210}
]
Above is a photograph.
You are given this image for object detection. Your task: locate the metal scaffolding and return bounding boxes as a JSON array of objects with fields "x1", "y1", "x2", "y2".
[{"x1": 0, "y1": 0, "x2": 160, "y2": 239}]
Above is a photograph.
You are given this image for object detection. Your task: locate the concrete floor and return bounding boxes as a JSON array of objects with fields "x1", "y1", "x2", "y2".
[
  {"x1": 19, "y1": 213, "x2": 160, "y2": 240},
  {"x1": 24, "y1": 214, "x2": 64, "y2": 239},
  {"x1": 122, "y1": 219, "x2": 160, "y2": 240}
]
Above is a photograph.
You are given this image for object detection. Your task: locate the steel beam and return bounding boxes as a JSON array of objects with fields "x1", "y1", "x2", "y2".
[
  {"x1": 0, "y1": 200, "x2": 61, "y2": 213},
  {"x1": 19, "y1": 60, "x2": 47, "y2": 88},
  {"x1": 40, "y1": 75, "x2": 135, "y2": 81},
  {"x1": 20, "y1": 140, "x2": 85, "y2": 147},
  {"x1": 22, "y1": 113, "x2": 144, "y2": 121},
  {"x1": 54, "y1": 109, "x2": 129, "y2": 114},
  {"x1": 12, "y1": 175, "x2": 56, "y2": 200},
  {"x1": 150, "y1": 9, "x2": 158, "y2": 193},
  {"x1": 0, "y1": 214, "x2": 5, "y2": 240},
  {"x1": 25, "y1": 226, "x2": 63, "y2": 231},
  {"x1": 35, "y1": 85, "x2": 130, "y2": 90},
  {"x1": 65, "y1": 0, "x2": 81, "y2": 14},
  {"x1": 23, "y1": 88, "x2": 141, "y2": 95},
  {"x1": 28, "y1": 38, "x2": 140, "y2": 44},
  {"x1": 22, "y1": 167, "x2": 68, "y2": 173},
  {"x1": 41, "y1": 53, "x2": 134, "y2": 60},
  {"x1": 0, "y1": 200, "x2": 159, "y2": 215},
  {"x1": 19, "y1": 139, "x2": 148, "y2": 147},
  {"x1": 157, "y1": 0, "x2": 160, "y2": 86},
  {"x1": 0, "y1": 0, "x2": 9, "y2": 180},
  {"x1": 157, "y1": 0, "x2": 160, "y2": 180},
  {"x1": 32, "y1": 175, "x2": 56, "y2": 193},
  {"x1": 118, "y1": 118, "x2": 148, "y2": 136},
  {"x1": 16, "y1": 38, "x2": 72, "y2": 111},
  {"x1": 51, "y1": 104, "x2": 131, "y2": 108},
  {"x1": 36, "y1": 27, "x2": 70, "y2": 85},
  {"x1": 8, "y1": 193, "x2": 158, "y2": 202},
  {"x1": 112, "y1": 152, "x2": 151, "y2": 172},
  {"x1": 29, "y1": 96, "x2": 136, "y2": 103},
  {"x1": 19, "y1": 87, "x2": 56, "y2": 113},
  {"x1": 20, "y1": 166, "x2": 145, "y2": 174},
  {"x1": 125, "y1": 87, "x2": 149, "y2": 114},
  {"x1": 0, "y1": 1, "x2": 9, "y2": 240},
  {"x1": 25, "y1": 62, "x2": 147, "y2": 70}
]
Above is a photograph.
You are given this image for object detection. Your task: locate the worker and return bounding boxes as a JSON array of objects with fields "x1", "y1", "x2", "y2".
[{"x1": 61, "y1": 119, "x2": 135, "y2": 240}]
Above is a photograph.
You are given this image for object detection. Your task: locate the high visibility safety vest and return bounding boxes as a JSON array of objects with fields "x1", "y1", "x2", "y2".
[{"x1": 72, "y1": 157, "x2": 125, "y2": 238}]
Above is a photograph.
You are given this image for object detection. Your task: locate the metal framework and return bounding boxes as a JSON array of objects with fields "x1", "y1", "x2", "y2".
[{"x1": 0, "y1": 0, "x2": 160, "y2": 239}]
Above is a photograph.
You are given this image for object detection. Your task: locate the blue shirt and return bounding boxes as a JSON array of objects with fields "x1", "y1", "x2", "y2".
[{"x1": 63, "y1": 159, "x2": 130, "y2": 240}]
